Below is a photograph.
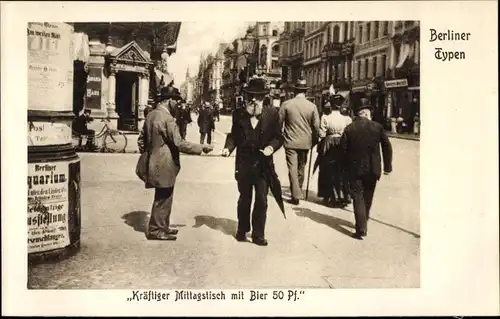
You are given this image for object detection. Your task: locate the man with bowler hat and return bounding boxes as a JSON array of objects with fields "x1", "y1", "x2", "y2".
[
  {"x1": 279, "y1": 79, "x2": 320, "y2": 205},
  {"x1": 137, "y1": 85, "x2": 213, "y2": 241},
  {"x1": 221, "y1": 77, "x2": 284, "y2": 246},
  {"x1": 341, "y1": 98, "x2": 393, "y2": 240}
]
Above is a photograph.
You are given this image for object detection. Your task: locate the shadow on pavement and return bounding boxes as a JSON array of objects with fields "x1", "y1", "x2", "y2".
[
  {"x1": 292, "y1": 207, "x2": 355, "y2": 238},
  {"x1": 122, "y1": 211, "x2": 149, "y2": 233},
  {"x1": 192, "y1": 215, "x2": 237, "y2": 237},
  {"x1": 370, "y1": 217, "x2": 421, "y2": 239},
  {"x1": 281, "y1": 186, "x2": 333, "y2": 207}
]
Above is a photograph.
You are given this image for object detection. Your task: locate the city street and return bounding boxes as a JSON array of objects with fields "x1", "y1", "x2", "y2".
[{"x1": 28, "y1": 115, "x2": 420, "y2": 289}]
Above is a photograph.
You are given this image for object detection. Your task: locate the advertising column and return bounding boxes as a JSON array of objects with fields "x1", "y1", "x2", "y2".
[{"x1": 28, "y1": 22, "x2": 81, "y2": 263}]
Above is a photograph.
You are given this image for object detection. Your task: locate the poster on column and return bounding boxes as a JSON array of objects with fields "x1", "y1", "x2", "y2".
[
  {"x1": 27, "y1": 161, "x2": 70, "y2": 253},
  {"x1": 28, "y1": 22, "x2": 74, "y2": 111}
]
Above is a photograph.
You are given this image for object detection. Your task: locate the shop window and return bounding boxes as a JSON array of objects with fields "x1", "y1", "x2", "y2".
[
  {"x1": 381, "y1": 55, "x2": 387, "y2": 76},
  {"x1": 373, "y1": 56, "x2": 378, "y2": 76}
]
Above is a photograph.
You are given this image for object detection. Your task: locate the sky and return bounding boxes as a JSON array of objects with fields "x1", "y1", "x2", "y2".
[{"x1": 168, "y1": 21, "x2": 255, "y2": 85}]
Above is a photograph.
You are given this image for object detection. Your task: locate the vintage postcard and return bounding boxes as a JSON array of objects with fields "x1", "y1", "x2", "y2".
[{"x1": 1, "y1": 0, "x2": 498, "y2": 317}]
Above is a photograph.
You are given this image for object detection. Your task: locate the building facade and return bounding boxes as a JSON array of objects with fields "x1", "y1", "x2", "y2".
[
  {"x1": 72, "y1": 22, "x2": 181, "y2": 132},
  {"x1": 385, "y1": 20, "x2": 420, "y2": 131},
  {"x1": 180, "y1": 67, "x2": 195, "y2": 103},
  {"x1": 350, "y1": 21, "x2": 392, "y2": 124},
  {"x1": 278, "y1": 22, "x2": 305, "y2": 100}
]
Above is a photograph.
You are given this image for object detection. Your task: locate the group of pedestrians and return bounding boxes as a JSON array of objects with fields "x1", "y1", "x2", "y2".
[{"x1": 135, "y1": 76, "x2": 393, "y2": 244}]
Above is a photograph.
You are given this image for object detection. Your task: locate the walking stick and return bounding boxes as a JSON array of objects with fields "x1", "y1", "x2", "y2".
[{"x1": 305, "y1": 144, "x2": 314, "y2": 201}]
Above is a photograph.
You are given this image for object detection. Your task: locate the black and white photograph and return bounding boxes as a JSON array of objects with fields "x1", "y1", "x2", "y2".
[
  {"x1": 2, "y1": 1, "x2": 498, "y2": 317},
  {"x1": 26, "y1": 20, "x2": 420, "y2": 290}
]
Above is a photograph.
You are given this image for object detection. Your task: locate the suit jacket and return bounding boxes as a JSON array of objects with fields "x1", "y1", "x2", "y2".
[
  {"x1": 341, "y1": 117, "x2": 393, "y2": 180},
  {"x1": 226, "y1": 107, "x2": 284, "y2": 180},
  {"x1": 278, "y1": 95, "x2": 320, "y2": 150},
  {"x1": 197, "y1": 108, "x2": 215, "y2": 133},
  {"x1": 137, "y1": 105, "x2": 203, "y2": 188}
]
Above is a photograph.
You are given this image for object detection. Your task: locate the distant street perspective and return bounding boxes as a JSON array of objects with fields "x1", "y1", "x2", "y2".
[
  {"x1": 28, "y1": 113, "x2": 419, "y2": 289},
  {"x1": 27, "y1": 20, "x2": 420, "y2": 289}
]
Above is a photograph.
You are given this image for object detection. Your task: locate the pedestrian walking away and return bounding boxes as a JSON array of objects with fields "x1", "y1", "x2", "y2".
[
  {"x1": 222, "y1": 77, "x2": 284, "y2": 246},
  {"x1": 278, "y1": 79, "x2": 320, "y2": 205},
  {"x1": 175, "y1": 100, "x2": 193, "y2": 141},
  {"x1": 316, "y1": 93, "x2": 352, "y2": 207},
  {"x1": 340, "y1": 98, "x2": 393, "y2": 240},
  {"x1": 198, "y1": 101, "x2": 215, "y2": 145},
  {"x1": 136, "y1": 85, "x2": 213, "y2": 241}
]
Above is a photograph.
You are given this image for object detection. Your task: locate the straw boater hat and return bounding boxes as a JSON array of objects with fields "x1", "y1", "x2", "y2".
[
  {"x1": 355, "y1": 98, "x2": 374, "y2": 113},
  {"x1": 292, "y1": 79, "x2": 310, "y2": 91},
  {"x1": 242, "y1": 77, "x2": 270, "y2": 95}
]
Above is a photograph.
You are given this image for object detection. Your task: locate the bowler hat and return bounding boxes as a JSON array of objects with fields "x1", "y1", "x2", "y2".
[
  {"x1": 158, "y1": 85, "x2": 182, "y2": 101},
  {"x1": 355, "y1": 98, "x2": 374, "y2": 113},
  {"x1": 292, "y1": 79, "x2": 310, "y2": 91},
  {"x1": 242, "y1": 77, "x2": 270, "y2": 95}
]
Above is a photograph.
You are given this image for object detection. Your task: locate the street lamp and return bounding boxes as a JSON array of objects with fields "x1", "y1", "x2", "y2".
[{"x1": 241, "y1": 28, "x2": 256, "y2": 82}]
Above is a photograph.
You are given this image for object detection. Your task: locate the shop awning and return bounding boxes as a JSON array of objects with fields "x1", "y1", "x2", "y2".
[{"x1": 73, "y1": 32, "x2": 90, "y2": 63}]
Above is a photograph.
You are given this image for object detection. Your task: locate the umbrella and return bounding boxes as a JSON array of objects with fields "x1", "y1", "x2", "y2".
[{"x1": 265, "y1": 166, "x2": 286, "y2": 219}]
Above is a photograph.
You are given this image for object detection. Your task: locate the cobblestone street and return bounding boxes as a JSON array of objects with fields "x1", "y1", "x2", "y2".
[{"x1": 28, "y1": 116, "x2": 420, "y2": 289}]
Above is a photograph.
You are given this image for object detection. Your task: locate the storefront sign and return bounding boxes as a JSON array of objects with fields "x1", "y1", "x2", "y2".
[
  {"x1": 28, "y1": 121, "x2": 72, "y2": 146},
  {"x1": 384, "y1": 79, "x2": 408, "y2": 89},
  {"x1": 351, "y1": 86, "x2": 367, "y2": 93},
  {"x1": 85, "y1": 66, "x2": 102, "y2": 110},
  {"x1": 28, "y1": 160, "x2": 73, "y2": 253},
  {"x1": 28, "y1": 22, "x2": 74, "y2": 111}
]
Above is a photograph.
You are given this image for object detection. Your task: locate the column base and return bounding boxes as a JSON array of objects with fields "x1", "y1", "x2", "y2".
[{"x1": 106, "y1": 107, "x2": 119, "y2": 131}]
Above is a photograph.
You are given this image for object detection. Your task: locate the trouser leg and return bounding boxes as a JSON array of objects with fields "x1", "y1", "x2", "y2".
[
  {"x1": 251, "y1": 176, "x2": 268, "y2": 239},
  {"x1": 207, "y1": 131, "x2": 212, "y2": 144},
  {"x1": 297, "y1": 149, "x2": 309, "y2": 189},
  {"x1": 200, "y1": 132, "x2": 206, "y2": 144},
  {"x1": 148, "y1": 187, "x2": 175, "y2": 236},
  {"x1": 236, "y1": 177, "x2": 253, "y2": 234},
  {"x1": 362, "y1": 176, "x2": 378, "y2": 220},
  {"x1": 350, "y1": 178, "x2": 367, "y2": 234},
  {"x1": 285, "y1": 148, "x2": 302, "y2": 200}
]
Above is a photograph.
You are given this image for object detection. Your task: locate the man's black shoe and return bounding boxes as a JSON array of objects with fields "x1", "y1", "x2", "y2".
[
  {"x1": 252, "y1": 237, "x2": 268, "y2": 246},
  {"x1": 146, "y1": 233, "x2": 177, "y2": 241},
  {"x1": 165, "y1": 229, "x2": 179, "y2": 235},
  {"x1": 287, "y1": 198, "x2": 300, "y2": 205},
  {"x1": 351, "y1": 232, "x2": 366, "y2": 240},
  {"x1": 235, "y1": 232, "x2": 247, "y2": 242}
]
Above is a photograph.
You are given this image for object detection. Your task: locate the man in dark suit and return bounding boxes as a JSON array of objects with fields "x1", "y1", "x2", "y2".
[
  {"x1": 221, "y1": 77, "x2": 284, "y2": 246},
  {"x1": 198, "y1": 101, "x2": 215, "y2": 145},
  {"x1": 341, "y1": 98, "x2": 393, "y2": 240},
  {"x1": 136, "y1": 86, "x2": 213, "y2": 241}
]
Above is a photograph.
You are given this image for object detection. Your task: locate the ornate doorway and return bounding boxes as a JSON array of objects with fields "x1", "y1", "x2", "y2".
[{"x1": 116, "y1": 72, "x2": 139, "y2": 131}]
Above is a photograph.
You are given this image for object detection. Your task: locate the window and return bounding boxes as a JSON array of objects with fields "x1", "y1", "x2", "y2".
[
  {"x1": 364, "y1": 58, "x2": 369, "y2": 79},
  {"x1": 358, "y1": 25, "x2": 363, "y2": 43},
  {"x1": 383, "y1": 21, "x2": 388, "y2": 36},
  {"x1": 366, "y1": 22, "x2": 371, "y2": 42},
  {"x1": 327, "y1": 26, "x2": 331, "y2": 43},
  {"x1": 333, "y1": 25, "x2": 340, "y2": 42},
  {"x1": 374, "y1": 21, "x2": 379, "y2": 39},
  {"x1": 343, "y1": 23, "x2": 348, "y2": 42},
  {"x1": 262, "y1": 25, "x2": 267, "y2": 35},
  {"x1": 272, "y1": 30, "x2": 278, "y2": 36},
  {"x1": 373, "y1": 56, "x2": 378, "y2": 76},
  {"x1": 381, "y1": 54, "x2": 386, "y2": 77},
  {"x1": 356, "y1": 61, "x2": 361, "y2": 80}
]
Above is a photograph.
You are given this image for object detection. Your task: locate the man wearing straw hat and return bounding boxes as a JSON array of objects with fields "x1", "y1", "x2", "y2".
[
  {"x1": 278, "y1": 79, "x2": 320, "y2": 205},
  {"x1": 341, "y1": 98, "x2": 393, "y2": 240}
]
